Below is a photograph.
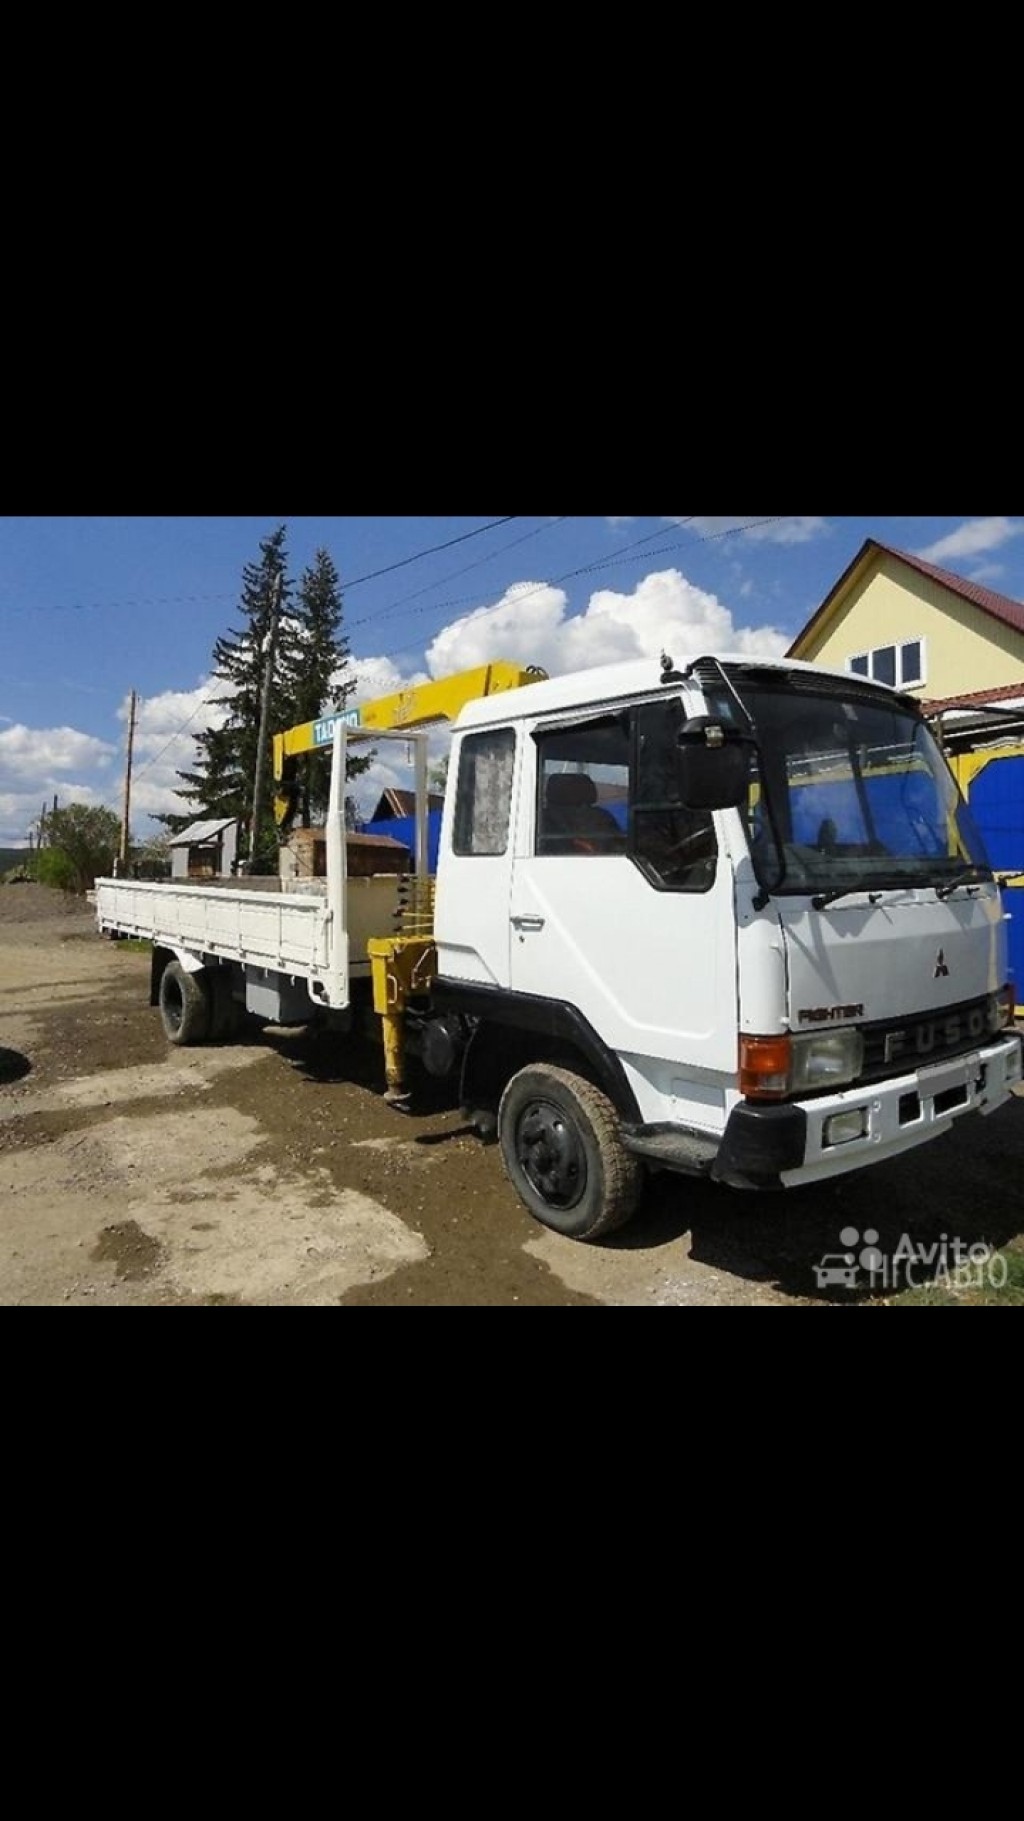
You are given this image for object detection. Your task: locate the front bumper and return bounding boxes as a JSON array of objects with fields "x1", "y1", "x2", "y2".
[{"x1": 712, "y1": 1031, "x2": 1022, "y2": 1190}]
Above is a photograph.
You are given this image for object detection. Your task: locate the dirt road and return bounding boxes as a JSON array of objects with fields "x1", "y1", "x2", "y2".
[{"x1": 2, "y1": 882, "x2": 1022, "y2": 1306}]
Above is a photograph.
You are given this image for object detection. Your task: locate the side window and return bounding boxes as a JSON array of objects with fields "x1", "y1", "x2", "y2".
[
  {"x1": 532, "y1": 706, "x2": 717, "y2": 889},
  {"x1": 536, "y1": 718, "x2": 629, "y2": 855},
  {"x1": 634, "y1": 701, "x2": 718, "y2": 892},
  {"x1": 452, "y1": 728, "x2": 516, "y2": 856}
]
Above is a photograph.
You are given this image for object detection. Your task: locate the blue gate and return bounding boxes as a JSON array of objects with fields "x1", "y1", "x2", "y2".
[{"x1": 965, "y1": 752, "x2": 1024, "y2": 998}]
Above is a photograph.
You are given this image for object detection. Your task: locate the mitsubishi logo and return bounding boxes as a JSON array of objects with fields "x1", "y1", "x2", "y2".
[{"x1": 934, "y1": 948, "x2": 950, "y2": 978}]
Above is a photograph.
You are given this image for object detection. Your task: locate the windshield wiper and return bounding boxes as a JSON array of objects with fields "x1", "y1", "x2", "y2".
[
  {"x1": 811, "y1": 886, "x2": 887, "y2": 911},
  {"x1": 935, "y1": 864, "x2": 992, "y2": 900}
]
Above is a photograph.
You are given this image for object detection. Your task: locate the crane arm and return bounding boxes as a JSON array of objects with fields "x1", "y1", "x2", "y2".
[{"x1": 273, "y1": 660, "x2": 545, "y2": 825}]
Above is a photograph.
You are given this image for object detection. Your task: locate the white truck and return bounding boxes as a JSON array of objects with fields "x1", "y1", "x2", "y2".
[{"x1": 95, "y1": 651, "x2": 1022, "y2": 1241}]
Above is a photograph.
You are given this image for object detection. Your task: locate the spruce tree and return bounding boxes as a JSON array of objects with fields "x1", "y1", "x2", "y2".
[
  {"x1": 165, "y1": 526, "x2": 297, "y2": 864},
  {"x1": 158, "y1": 724, "x2": 246, "y2": 835},
  {"x1": 280, "y1": 547, "x2": 371, "y2": 827},
  {"x1": 165, "y1": 528, "x2": 369, "y2": 865},
  {"x1": 213, "y1": 525, "x2": 295, "y2": 867}
]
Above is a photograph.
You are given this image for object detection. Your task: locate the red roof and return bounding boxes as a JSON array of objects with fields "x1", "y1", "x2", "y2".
[
  {"x1": 873, "y1": 541, "x2": 1024, "y2": 634},
  {"x1": 789, "y1": 537, "x2": 1024, "y2": 655},
  {"x1": 924, "y1": 682, "x2": 1024, "y2": 715}
]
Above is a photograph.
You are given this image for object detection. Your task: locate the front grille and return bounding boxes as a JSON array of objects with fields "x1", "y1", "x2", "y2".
[{"x1": 860, "y1": 994, "x2": 994, "y2": 1082}]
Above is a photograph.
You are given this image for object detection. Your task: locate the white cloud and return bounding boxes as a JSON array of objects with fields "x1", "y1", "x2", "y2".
[
  {"x1": 914, "y1": 517, "x2": 1023, "y2": 562},
  {"x1": 134, "y1": 685, "x2": 225, "y2": 743},
  {"x1": 426, "y1": 582, "x2": 568, "y2": 675},
  {"x1": 424, "y1": 570, "x2": 788, "y2": 681},
  {"x1": 0, "y1": 733, "x2": 119, "y2": 847},
  {"x1": 0, "y1": 689, "x2": 239, "y2": 847},
  {"x1": 342, "y1": 655, "x2": 428, "y2": 703},
  {"x1": 0, "y1": 723, "x2": 116, "y2": 785},
  {"x1": 119, "y1": 684, "x2": 231, "y2": 828},
  {"x1": 342, "y1": 570, "x2": 788, "y2": 819}
]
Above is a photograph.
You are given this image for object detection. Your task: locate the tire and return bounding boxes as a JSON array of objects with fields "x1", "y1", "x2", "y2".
[
  {"x1": 497, "y1": 1063, "x2": 642, "y2": 1241},
  {"x1": 158, "y1": 960, "x2": 211, "y2": 1046}
]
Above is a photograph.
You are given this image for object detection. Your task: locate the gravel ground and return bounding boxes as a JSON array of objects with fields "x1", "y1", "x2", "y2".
[{"x1": 2, "y1": 881, "x2": 1022, "y2": 1306}]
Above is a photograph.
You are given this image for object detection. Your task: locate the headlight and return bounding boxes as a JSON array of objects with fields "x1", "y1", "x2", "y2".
[
  {"x1": 739, "y1": 1029, "x2": 864, "y2": 1099},
  {"x1": 790, "y1": 1029, "x2": 864, "y2": 1092}
]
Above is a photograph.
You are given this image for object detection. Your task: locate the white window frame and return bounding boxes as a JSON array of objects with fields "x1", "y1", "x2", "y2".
[{"x1": 847, "y1": 637, "x2": 927, "y2": 691}]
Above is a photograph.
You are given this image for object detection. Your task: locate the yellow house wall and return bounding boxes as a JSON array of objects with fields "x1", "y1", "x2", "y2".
[{"x1": 800, "y1": 554, "x2": 1024, "y2": 700}]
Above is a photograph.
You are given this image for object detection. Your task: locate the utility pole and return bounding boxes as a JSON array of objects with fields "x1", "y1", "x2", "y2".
[
  {"x1": 120, "y1": 689, "x2": 138, "y2": 873},
  {"x1": 246, "y1": 573, "x2": 283, "y2": 873}
]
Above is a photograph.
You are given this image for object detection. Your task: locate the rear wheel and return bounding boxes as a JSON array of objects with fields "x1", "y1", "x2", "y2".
[
  {"x1": 498, "y1": 1063, "x2": 642, "y2": 1241},
  {"x1": 158, "y1": 961, "x2": 211, "y2": 1046}
]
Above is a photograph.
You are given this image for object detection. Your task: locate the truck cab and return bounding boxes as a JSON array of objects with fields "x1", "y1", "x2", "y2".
[{"x1": 429, "y1": 654, "x2": 1021, "y2": 1239}]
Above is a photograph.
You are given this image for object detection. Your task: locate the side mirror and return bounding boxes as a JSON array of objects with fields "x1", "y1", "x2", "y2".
[{"x1": 677, "y1": 717, "x2": 750, "y2": 811}]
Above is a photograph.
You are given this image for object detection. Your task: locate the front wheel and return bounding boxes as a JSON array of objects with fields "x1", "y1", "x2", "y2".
[{"x1": 497, "y1": 1064, "x2": 642, "y2": 1241}]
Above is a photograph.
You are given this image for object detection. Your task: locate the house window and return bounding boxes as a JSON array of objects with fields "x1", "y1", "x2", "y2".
[{"x1": 848, "y1": 639, "x2": 925, "y2": 689}]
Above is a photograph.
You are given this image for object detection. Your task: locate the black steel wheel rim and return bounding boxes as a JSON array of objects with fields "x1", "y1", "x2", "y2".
[{"x1": 516, "y1": 1099, "x2": 586, "y2": 1210}]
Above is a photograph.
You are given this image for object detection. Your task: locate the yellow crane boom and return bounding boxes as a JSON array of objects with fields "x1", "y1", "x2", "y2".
[{"x1": 273, "y1": 660, "x2": 545, "y2": 825}]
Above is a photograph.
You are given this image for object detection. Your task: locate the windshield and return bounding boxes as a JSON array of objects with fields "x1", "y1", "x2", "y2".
[{"x1": 721, "y1": 675, "x2": 992, "y2": 898}]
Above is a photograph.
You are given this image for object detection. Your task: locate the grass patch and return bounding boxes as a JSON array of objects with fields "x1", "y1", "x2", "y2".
[{"x1": 892, "y1": 1238, "x2": 1024, "y2": 1307}]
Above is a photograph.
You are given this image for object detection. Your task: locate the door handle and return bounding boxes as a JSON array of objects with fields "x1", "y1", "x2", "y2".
[{"x1": 511, "y1": 915, "x2": 545, "y2": 931}]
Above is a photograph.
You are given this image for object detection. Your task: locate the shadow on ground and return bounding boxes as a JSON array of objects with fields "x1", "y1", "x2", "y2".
[
  {"x1": 602, "y1": 1098, "x2": 1024, "y2": 1301},
  {"x1": 262, "y1": 1021, "x2": 464, "y2": 1111}
]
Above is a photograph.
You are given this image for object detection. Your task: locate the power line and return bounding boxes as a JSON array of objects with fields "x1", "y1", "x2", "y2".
[
  {"x1": 0, "y1": 517, "x2": 522, "y2": 619},
  {"x1": 371, "y1": 516, "x2": 787, "y2": 666},
  {"x1": 342, "y1": 516, "x2": 520, "y2": 587},
  {"x1": 128, "y1": 691, "x2": 223, "y2": 787},
  {"x1": 557, "y1": 516, "x2": 789, "y2": 582},
  {"x1": 348, "y1": 516, "x2": 786, "y2": 648},
  {"x1": 346, "y1": 517, "x2": 571, "y2": 632},
  {"x1": 1, "y1": 590, "x2": 238, "y2": 618}
]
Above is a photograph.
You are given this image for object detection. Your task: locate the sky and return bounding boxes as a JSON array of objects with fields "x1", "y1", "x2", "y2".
[{"x1": 2, "y1": 513, "x2": 1022, "y2": 850}]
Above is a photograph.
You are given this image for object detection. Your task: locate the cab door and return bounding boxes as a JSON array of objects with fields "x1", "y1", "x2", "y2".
[
  {"x1": 509, "y1": 703, "x2": 738, "y2": 1128},
  {"x1": 434, "y1": 725, "x2": 518, "y2": 989}
]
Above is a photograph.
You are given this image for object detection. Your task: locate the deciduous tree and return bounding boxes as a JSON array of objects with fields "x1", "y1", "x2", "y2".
[{"x1": 38, "y1": 804, "x2": 121, "y2": 894}]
